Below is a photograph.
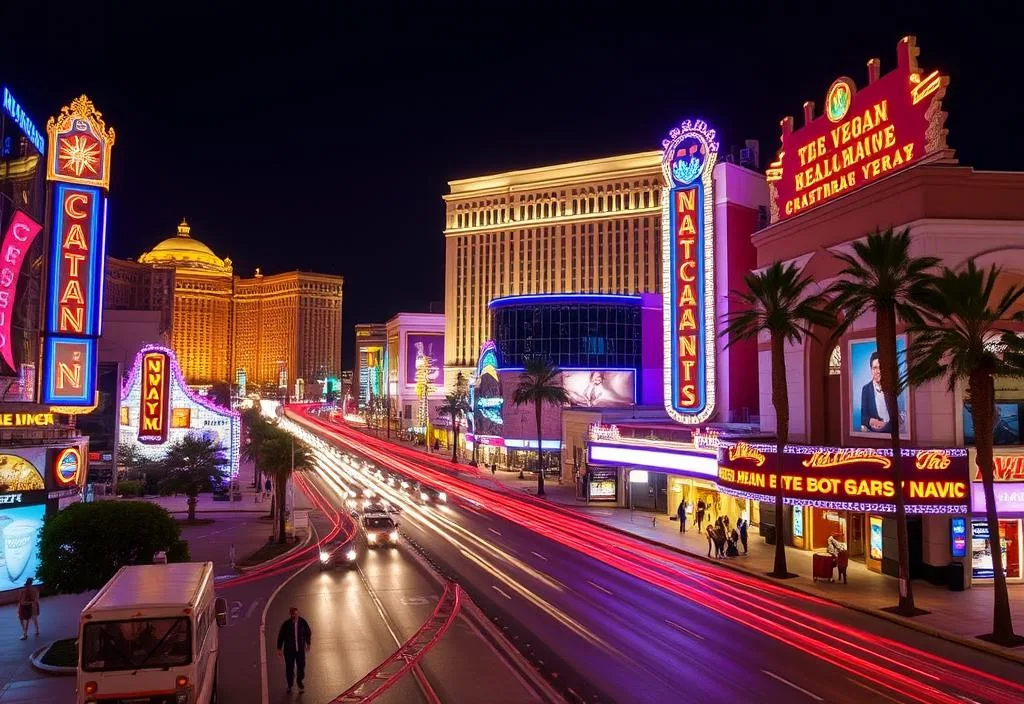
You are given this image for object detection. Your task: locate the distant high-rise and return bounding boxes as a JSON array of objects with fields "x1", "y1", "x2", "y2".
[{"x1": 109, "y1": 219, "x2": 343, "y2": 387}]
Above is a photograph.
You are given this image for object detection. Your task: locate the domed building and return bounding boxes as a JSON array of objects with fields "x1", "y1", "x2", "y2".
[{"x1": 105, "y1": 220, "x2": 344, "y2": 392}]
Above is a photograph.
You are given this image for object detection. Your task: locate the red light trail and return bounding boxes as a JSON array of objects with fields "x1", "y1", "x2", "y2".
[{"x1": 290, "y1": 405, "x2": 1024, "y2": 704}]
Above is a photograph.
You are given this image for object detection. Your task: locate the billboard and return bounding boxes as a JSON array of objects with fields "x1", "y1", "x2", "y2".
[
  {"x1": 406, "y1": 333, "x2": 443, "y2": 387},
  {"x1": 0, "y1": 503, "x2": 44, "y2": 591},
  {"x1": 766, "y1": 37, "x2": 950, "y2": 222},
  {"x1": 717, "y1": 442, "x2": 969, "y2": 513},
  {"x1": 849, "y1": 335, "x2": 909, "y2": 440},
  {"x1": 40, "y1": 95, "x2": 115, "y2": 407},
  {"x1": 0, "y1": 449, "x2": 46, "y2": 493},
  {"x1": 0, "y1": 211, "x2": 43, "y2": 373},
  {"x1": 661, "y1": 118, "x2": 718, "y2": 424},
  {"x1": 562, "y1": 370, "x2": 634, "y2": 408},
  {"x1": 472, "y1": 342, "x2": 503, "y2": 438}
]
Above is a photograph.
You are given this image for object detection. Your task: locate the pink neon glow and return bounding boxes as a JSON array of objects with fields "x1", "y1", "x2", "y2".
[
  {"x1": 0, "y1": 211, "x2": 43, "y2": 370},
  {"x1": 291, "y1": 406, "x2": 1024, "y2": 704},
  {"x1": 120, "y1": 344, "x2": 239, "y2": 419}
]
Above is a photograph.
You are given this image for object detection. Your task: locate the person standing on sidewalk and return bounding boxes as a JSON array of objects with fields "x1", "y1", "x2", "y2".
[
  {"x1": 738, "y1": 517, "x2": 748, "y2": 555},
  {"x1": 695, "y1": 498, "x2": 706, "y2": 531},
  {"x1": 17, "y1": 578, "x2": 39, "y2": 640},
  {"x1": 276, "y1": 607, "x2": 312, "y2": 692},
  {"x1": 704, "y1": 523, "x2": 715, "y2": 557},
  {"x1": 677, "y1": 500, "x2": 687, "y2": 533}
]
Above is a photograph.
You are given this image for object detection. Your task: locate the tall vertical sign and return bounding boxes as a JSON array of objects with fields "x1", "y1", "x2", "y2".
[
  {"x1": 40, "y1": 96, "x2": 115, "y2": 406},
  {"x1": 661, "y1": 119, "x2": 718, "y2": 425},
  {"x1": 138, "y1": 350, "x2": 170, "y2": 444}
]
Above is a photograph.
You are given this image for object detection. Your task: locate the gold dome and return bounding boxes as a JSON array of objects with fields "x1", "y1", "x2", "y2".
[{"x1": 138, "y1": 219, "x2": 232, "y2": 274}]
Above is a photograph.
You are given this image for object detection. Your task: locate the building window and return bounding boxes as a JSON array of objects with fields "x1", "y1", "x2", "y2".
[{"x1": 171, "y1": 408, "x2": 192, "y2": 428}]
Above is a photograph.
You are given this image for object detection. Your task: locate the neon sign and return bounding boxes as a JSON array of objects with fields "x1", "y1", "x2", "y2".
[
  {"x1": 975, "y1": 455, "x2": 1024, "y2": 482},
  {"x1": 53, "y1": 447, "x2": 82, "y2": 487},
  {"x1": 139, "y1": 350, "x2": 170, "y2": 444},
  {"x1": 766, "y1": 36, "x2": 951, "y2": 222},
  {"x1": 2, "y1": 87, "x2": 45, "y2": 154},
  {"x1": 0, "y1": 211, "x2": 43, "y2": 371},
  {"x1": 728, "y1": 442, "x2": 766, "y2": 467},
  {"x1": 661, "y1": 118, "x2": 718, "y2": 424},
  {"x1": 40, "y1": 95, "x2": 114, "y2": 406},
  {"x1": 801, "y1": 448, "x2": 891, "y2": 469},
  {"x1": 0, "y1": 412, "x2": 54, "y2": 428}
]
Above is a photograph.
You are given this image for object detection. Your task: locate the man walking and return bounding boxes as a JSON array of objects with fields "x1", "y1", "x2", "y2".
[
  {"x1": 677, "y1": 499, "x2": 687, "y2": 533},
  {"x1": 276, "y1": 607, "x2": 312, "y2": 692}
]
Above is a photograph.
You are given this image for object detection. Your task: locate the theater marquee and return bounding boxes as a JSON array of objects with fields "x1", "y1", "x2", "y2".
[
  {"x1": 661, "y1": 118, "x2": 718, "y2": 424},
  {"x1": 765, "y1": 36, "x2": 951, "y2": 222},
  {"x1": 717, "y1": 442, "x2": 969, "y2": 513}
]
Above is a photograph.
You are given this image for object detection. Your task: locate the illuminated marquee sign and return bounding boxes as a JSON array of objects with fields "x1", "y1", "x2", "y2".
[
  {"x1": 0, "y1": 412, "x2": 55, "y2": 428},
  {"x1": 661, "y1": 118, "x2": 718, "y2": 424},
  {"x1": 138, "y1": 351, "x2": 171, "y2": 444},
  {"x1": 975, "y1": 455, "x2": 1024, "y2": 482},
  {"x1": 2, "y1": 87, "x2": 45, "y2": 154},
  {"x1": 52, "y1": 447, "x2": 83, "y2": 487},
  {"x1": 717, "y1": 442, "x2": 969, "y2": 513},
  {"x1": 39, "y1": 95, "x2": 114, "y2": 407},
  {"x1": 0, "y1": 211, "x2": 43, "y2": 371},
  {"x1": 766, "y1": 36, "x2": 951, "y2": 222}
]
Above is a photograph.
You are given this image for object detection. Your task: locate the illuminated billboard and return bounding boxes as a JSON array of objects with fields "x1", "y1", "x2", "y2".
[
  {"x1": 406, "y1": 333, "x2": 443, "y2": 386},
  {"x1": 0, "y1": 211, "x2": 43, "y2": 373},
  {"x1": 40, "y1": 95, "x2": 115, "y2": 407},
  {"x1": 849, "y1": 335, "x2": 910, "y2": 440},
  {"x1": 661, "y1": 118, "x2": 718, "y2": 424},
  {"x1": 717, "y1": 442, "x2": 969, "y2": 513},
  {"x1": 766, "y1": 36, "x2": 951, "y2": 222},
  {"x1": 562, "y1": 370, "x2": 634, "y2": 408},
  {"x1": 120, "y1": 345, "x2": 240, "y2": 477}
]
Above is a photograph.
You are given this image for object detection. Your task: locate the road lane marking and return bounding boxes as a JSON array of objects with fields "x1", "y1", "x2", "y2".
[
  {"x1": 245, "y1": 600, "x2": 261, "y2": 620},
  {"x1": 847, "y1": 677, "x2": 902, "y2": 703},
  {"x1": 587, "y1": 580, "x2": 613, "y2": 596},
  {"x1": 761, "y1": 670, "x2": 823, "y2": 701},
  {"x1": 492, "y1": 585, "x2": 513, "y2": 600},
  {"x1": 530, "y1": 551, "x2": 548, "y2": 561},
  {"x1": 488, "y1": 528, "x2": 502, "y2": 536},
  {"x1": 663, "y1": 619, "x2": 704, "y2": 640}
]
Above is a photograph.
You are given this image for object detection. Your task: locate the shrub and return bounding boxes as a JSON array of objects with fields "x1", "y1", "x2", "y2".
[
  {"x1": 37, "y1": 502, "x2": 190, "y2": 593},
  {"x1": 116, "y1": 480, "x2": 144, "y2": 497}
]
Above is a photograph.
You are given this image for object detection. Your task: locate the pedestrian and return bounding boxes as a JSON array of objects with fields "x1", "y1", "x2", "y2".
[
  {"x1": 677, "y1": 500, "x2": 687, "y2": 533},
  {"x1": 229, "y1": 543, "x2": 237, "y2": 570},
  {"x1": 726, "y1": 528, "x2": 740, "y2": 557},
  {"x1": 705, "y1": 524, "x2": 715, "y2": 557},
  {"x1": 722, "y1": 515, "x2": 730, "y2": 533},
  {"x1": 491, "y1": 462, "x2": 497, "y2": 476},
  {"x1": 714, "y1": 519, "x2": 727, "y2": 558},
  {"x1": 695, "y1": 499, "x2": 706, "y2": 531},
  {"x1": 276, "y1": 606, "x2": 312, "y2": 693},
  {"x1": 836, "y1": 549, "x2": 849, "y2": 584},
  {"x1": 738, "y1": 517, "x2": 748, "y2": 555},
  {"x1": 17, "y1": 578, "x2": 39, "y2": 640},
  {"x1": 264, "y1": 478, "x2": 272, "y2": 500}
]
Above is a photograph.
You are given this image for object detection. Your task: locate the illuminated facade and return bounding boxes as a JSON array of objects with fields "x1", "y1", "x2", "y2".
[
  {"x1": 353, "y1": 323, "x2": 386, "y2": 410},
  {"x1": 121, "y1": 220, "x2": 344, "y2": 387},
  {"x1": 443, "y1": 152, "x2": 667, "y2": 385}
]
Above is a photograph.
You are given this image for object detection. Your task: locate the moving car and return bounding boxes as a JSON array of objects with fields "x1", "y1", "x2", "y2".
[
  {"x1": 361, "y1": 512, "x2": 399, "y2": 547},
  {"x1": 415, "y1": 484, "x2": 447, "y2": 505},
  {"x1": 319, "y1": 536, "x2": 360, "y2": 570}
]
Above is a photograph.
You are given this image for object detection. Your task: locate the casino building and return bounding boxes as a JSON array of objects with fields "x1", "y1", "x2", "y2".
[{"x1": 106, "y1": 219, "x2": 344, "y2": 390}]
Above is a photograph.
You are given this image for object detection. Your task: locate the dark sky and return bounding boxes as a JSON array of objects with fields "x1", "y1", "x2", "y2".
[{"x1": 4, "y1": 2, "x2": 1022, "y2": 368}]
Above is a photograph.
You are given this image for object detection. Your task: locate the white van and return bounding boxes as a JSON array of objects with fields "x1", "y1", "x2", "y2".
[{"x1": 76, "y1": 561, "x2": 228, "y2": 703}]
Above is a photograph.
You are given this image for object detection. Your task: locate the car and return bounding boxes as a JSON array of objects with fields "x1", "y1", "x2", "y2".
[
  {"x1": 319, "y1": 537, "x2": 360, "y2": 570},
  {"x1": 361, "y1": 513, "x2": 399, "y2": 547},
  {"x1": 415, "y1": 485, "x2": 447, "y2": 505}
]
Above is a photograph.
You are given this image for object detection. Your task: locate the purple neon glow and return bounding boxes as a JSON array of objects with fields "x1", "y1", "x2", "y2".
[
  {"x1": 717, "y1": 441, "x2": 968, "y2": 459},
  {"x1": 488, "y1": 293, "x2": 642, "y2": 309},
  {"x1": 120, "y1": 344, "x2": 239, "y2": 418},
  {"x1": 718, "y1": 485, "x2": 968, "y2": 515},
  {"x1": 971, "y1": 481, "x2": 1024, "y2": 514},
  {"x1": 587, "y1": 442, "x2": 717, "y2": 479}
]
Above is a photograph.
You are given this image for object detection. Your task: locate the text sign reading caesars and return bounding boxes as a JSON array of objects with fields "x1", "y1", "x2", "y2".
[
  {"x1": 661, "y1": 118, "x2": 718, "y2": 425},
  {"x1": 138, "y1": 350, "x2": 171, "y2": 444},
  {"x1": 718, "y1": 442, "x2": 969, "y2": 513},
  {"x1": 0, "y1": 211, "x2": 43, "y2": 372},
  {"x1": 766, "y1": 37, "x2": 950, "y2": 222}
]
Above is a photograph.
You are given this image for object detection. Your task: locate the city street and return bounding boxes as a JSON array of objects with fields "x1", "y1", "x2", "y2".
[{"x1": 288, "y1": 407, "x2": 1024, "y2": 704}]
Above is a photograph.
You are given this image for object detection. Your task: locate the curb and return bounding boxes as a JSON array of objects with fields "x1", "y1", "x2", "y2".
[
  {"x1": 236, "y1": 528, "x2": 312, "y2": 574},
  {"x1": 550, "y1": 498, "x2": 1024, "y2": 666},
  {"x1": 29, "y1": 641, "x2": 76, "y2": 675}
]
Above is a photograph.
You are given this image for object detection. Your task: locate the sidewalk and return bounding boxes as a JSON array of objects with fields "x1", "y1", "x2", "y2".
[
  {"x1": 126, "y1": 458, "x2": 269, "y2": 515},
  {"x1": 485, "y1": 469, "x2": 1024, "y2": 659}
]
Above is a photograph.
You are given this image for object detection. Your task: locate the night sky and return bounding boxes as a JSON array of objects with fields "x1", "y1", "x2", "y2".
[{"x1": 4, "y1": 2, "x2": 1021, "y2": 368}]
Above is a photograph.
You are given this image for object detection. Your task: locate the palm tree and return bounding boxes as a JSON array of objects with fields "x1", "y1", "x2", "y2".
[
  {"x1": 241, "y1": 406, "x2": 269, "y2": 495},
  {"x1": 437, "y1": 373, "x2": 471, "y2": 463},
  {"x1": 828, "y1": 227, "x2": 939, "y2": 615},
  {"x1": 260, "y1": 430, "x2": 315, "y2": 543},
  {"x1": 723, "y1": 261, "x2": 834, "y2": 578},
  {"x1": 907, "y1": 261, "x2": 1024, "y2": 645},
  {"x1": 156, "y1": 434, "x2": 231, "y2": 521},
  {"x1": 512, "y1": 358, "x2": 569, "y2": 497}
]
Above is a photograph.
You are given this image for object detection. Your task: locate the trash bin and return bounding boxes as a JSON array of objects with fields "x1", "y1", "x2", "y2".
[
  {"x1": 812, "y1": 553, "x2": 836, "y2": 582},
  {"x1": 948, "y1": 561, "x2": 965, "y2": 591}
]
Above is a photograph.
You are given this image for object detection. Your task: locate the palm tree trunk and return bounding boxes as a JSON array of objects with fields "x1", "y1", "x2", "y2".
[
  {"x1": 277, "y1": 474, "x2": 288, "y2": 544},
  {"x1": 878, "y1": 307, "x2": 915, "y2": 614},
  {"x1": 770, "y1": 333, "x2": 791, "y2": 578},
  {"x1": 970, "y1": 371, "x2": 1018, "y2": 644},
  {"x1": 451, "y1": 417, "x2": 459, "y2": 464},
  {"x1": 535, "y1": 399, "x2": 545, "y2": 497}
]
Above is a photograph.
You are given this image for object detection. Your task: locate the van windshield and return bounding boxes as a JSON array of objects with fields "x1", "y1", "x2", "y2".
[{"x1": 81, "y1": 617, "x2": 191, "y2": 672}]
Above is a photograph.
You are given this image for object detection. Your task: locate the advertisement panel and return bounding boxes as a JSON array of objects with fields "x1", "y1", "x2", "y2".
[
  {"x1": 869, "y1": 516, "x2": 883, "y2": 560},
  {"x1": 765, "y1": 37, "x2": 950, "y2": 222},
  {"x1": 717, "y1": 442, "x2": 969, "y2": 513},
  {"x1": 562, "y1": 370, "x2": 634, "y2": 408},
  {"x1": 405, "y1": 333, "x2": 443, "y2": 387},
  {"x1": 0, "y1": 211, "x2": 43, "y2": 373},
  {"x1": 661, "y1": 118, "x2": 718, "y2": 424},
  {"x1": 0, "y1": 449, "x2": 46, "y2": 493},
  {"x1": 972, "y1": 519, "x2": 1021, "y2": 580},
  {"x1": 0, "y1": 503, "x2": 44, "y2": 590},
  {"x1": 951, "y1": 517, "x2": 967, "y2": 558},
  {"x1": 588, "y1": 469, "x2": 617, "y2": 500},
  {"x1": 849, "y1": 335, "x2": 909, "y2": 440}
]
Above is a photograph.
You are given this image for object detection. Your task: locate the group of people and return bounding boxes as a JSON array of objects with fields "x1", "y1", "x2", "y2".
[{"x1": 675, "y1": 499, "x2": 749, "y2": 559}]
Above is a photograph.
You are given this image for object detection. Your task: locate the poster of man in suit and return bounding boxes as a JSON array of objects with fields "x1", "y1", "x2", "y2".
[{"x1": 849, "y1": 335, "x2": 909, "y2": 440}]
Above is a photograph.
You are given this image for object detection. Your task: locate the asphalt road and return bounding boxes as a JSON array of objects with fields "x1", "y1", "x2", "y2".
[{"x1": 289, "y1": 410, "x2": 1024, "y2": 704}]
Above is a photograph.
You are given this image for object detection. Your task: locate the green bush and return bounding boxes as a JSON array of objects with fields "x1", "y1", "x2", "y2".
[
  {"x1": 116, "y1": 480, "x2": 144, "y2": 497},
  {"x1": 37, "y1": 502, "x2": 190, "y2": 593}
]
